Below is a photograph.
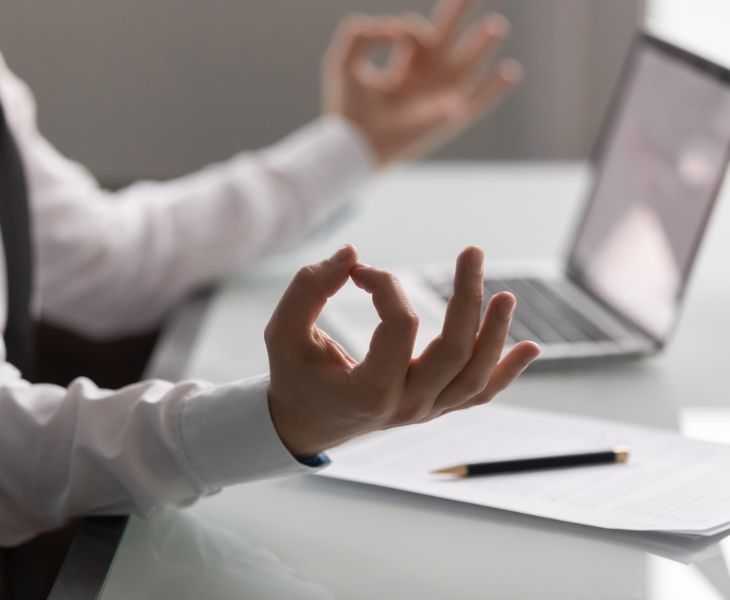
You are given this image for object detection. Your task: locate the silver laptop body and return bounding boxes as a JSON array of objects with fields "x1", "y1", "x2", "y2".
[{"x1": 323, "y1": 34, "x2": 730, "y2": 367}]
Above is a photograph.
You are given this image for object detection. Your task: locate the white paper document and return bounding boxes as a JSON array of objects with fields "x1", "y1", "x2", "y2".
[{"x1": 319, "y1": 404, "x2": 730, "y2": 537}]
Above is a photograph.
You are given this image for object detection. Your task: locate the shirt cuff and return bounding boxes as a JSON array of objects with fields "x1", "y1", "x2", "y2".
[
  {"x1": 295, "y1": 452, "x2": 331, "y2": 469},
  {"x1": 261, "y1": 114, "x2": 376, "y2": 226},
  {"x1": 178, "y1": 374, "x2": 328, "y2": 490}
]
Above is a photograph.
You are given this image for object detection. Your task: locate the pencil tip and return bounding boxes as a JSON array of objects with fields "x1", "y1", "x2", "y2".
[{"x1": 432, "y1": 465, "x2": 467, "y2": 477}]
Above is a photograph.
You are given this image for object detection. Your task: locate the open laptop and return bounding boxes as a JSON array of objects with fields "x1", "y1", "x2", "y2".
[{"x1": 323, "y1": 34, "x2": 730, "y2": 366}]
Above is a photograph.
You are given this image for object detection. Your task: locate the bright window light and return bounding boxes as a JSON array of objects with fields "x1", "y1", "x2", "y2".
[{"x1": 647, "y1": 0, "x2": 730, "y2": 66}]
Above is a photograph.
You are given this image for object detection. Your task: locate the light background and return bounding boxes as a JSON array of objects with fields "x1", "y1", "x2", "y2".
[
  {"x1": 646, "y1": 0, "x2": 730, "y2": 68},
  {"x1": 0, "y1": 1, "x2": 642, "y2": 184},
  {"x1": 1, "y1": 1, "x2": 728, "y2": 185}
]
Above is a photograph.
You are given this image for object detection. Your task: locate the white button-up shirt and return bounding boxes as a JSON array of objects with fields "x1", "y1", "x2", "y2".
[{"x1": 0, "y1": 51, "x2": 373, "y2": 546}]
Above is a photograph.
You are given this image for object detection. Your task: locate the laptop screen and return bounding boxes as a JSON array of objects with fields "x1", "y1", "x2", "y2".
[{"x1": 568, "y1": 36, "x2": 730, "y2": 342}]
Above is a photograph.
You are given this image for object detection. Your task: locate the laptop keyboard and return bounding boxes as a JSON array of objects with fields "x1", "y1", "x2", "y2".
[{"x1": 431, "y1": 277, "x2": 613, "y2": 345}]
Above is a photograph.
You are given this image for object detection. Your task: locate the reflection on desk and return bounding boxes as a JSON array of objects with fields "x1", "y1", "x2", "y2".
[
  {"x1": 102, "y1": 504, "x2": 730, "y2": 600},
  {"x1": 99, "y1": 164, "x2": 730, "y2": 599},
  {"x1": 101, "y1": 512, "x2": 333, "y2": 600}
]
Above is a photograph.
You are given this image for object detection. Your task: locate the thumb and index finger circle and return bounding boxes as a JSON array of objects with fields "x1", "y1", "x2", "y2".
[{"x1": 268, "y1": 245, "x2": 358, "y2": 342}]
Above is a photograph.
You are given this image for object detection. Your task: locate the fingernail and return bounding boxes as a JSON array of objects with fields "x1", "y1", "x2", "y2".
[
  {"x1": 468, "y1": 248, "x2": 484, "y2": 273},
  {"x1": 331, "y1": 245, "x2": 351, "y2": 263},
  {"x1": 499, "y1": 59, "x2": 524, "y2": 83},
  {"x1": 498, "y1": 295, "x2": 515, "y2": 320},
  {"x1": 487, "y1": 14, "x2": 510, "y2": 36}
]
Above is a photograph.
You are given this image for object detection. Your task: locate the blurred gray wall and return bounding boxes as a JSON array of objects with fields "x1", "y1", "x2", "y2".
[{"x1": 0, "y1": 1, "x2": 642, "y2": 184}]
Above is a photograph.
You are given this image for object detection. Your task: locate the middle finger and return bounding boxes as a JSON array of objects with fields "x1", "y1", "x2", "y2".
[
  {"x1": 454, "y1": 14, "x2": 510, "y2": 82},
  {"x1": 432, "y1": 0, "x2": 475, "y2": 50},
  {"x1": 407, "y1": 246, "x2": 485, "y2": 396}
]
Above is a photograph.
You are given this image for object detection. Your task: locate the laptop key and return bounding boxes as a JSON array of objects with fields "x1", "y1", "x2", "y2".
[
  {"x1": 431, "y1": 274, "x2": 608, "y2": 345},
  {"x1": 507, "y1": 279, "x2": 601, "y2": 343},
  {"x1": 485, "y1": 279, "x2": 566, "y2": 344},
  {"x1": 527, "y1": 279, "x2": 611, "y2": 342},
  {"x1": 508, "y1": 317, "x2": 541, "y2": 343}
]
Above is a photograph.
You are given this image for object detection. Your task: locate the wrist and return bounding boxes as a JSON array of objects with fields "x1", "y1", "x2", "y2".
[
  {"x1": 267, "y1": 389, "x2": 327, "y2": 458},
  {"x1": 326, "y1": 110, "x2": 389, "y2": 168}
]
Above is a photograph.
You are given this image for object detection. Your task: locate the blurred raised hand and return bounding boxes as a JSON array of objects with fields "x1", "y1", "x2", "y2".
[{"x1": 322, "y1": 0, "x2": 522, "y2": 166}]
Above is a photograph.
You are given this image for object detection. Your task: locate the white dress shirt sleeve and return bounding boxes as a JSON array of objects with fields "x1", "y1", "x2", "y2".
[
  {"x1": 0, "y1": 55, "x2": 369, "y2": 545},
  {"x1": 0, "y1": 54, "x2": 374, "y2": 337},
  {"x1": 0, "y1": 366, "x2": 313, "y2": 547}
]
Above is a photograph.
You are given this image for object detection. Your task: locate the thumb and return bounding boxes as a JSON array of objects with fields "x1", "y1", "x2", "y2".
[{"x1": 267, "y1": 245, "x2": 358, "y2": 341}]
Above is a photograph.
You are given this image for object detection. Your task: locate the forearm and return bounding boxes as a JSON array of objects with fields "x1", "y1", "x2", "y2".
[
  {"x1": 32, "y1": 116, "x2": 373, "y2": 338},
  {"x1": 0, "y1": 370, "x2": 310, "y2": 547}
]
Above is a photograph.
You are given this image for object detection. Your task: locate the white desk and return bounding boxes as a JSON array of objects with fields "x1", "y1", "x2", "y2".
[{"x1": 100, "y1": 163, "x2": 730, "y2": 599}]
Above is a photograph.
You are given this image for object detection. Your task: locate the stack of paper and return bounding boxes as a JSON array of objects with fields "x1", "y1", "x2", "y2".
[{"x1": 319, "y1": 404, "x2": 730, "y2": 539}]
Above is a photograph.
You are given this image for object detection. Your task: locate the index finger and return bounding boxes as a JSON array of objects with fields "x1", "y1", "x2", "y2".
[
  {"x1": 431, "y1": 0, "x2": 475, "y2": 49},
  {"x1": 325, "y1": 15, "x2": 409, "y2": 74},
  {"x1": 267, "y1": 246, "x2": 358, "y2": 342},
  {"x1": 349, "y1": 266, "x2": 419, "y2": 390}
]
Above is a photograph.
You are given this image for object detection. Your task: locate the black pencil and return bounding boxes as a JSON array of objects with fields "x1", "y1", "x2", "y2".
[{"x1": 432, "y1": 446, "x2": 630, "y2": 478}]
